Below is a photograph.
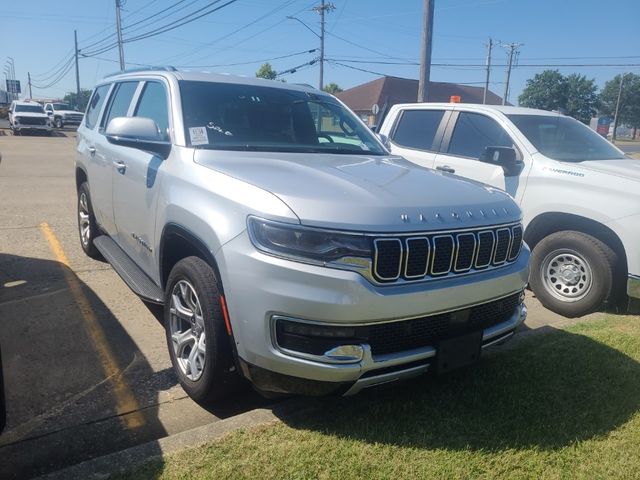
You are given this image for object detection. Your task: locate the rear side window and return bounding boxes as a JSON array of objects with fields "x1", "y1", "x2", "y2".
[
  {"x1": 85, "y1": 85, "x2": 110, "y2": 129},
  {"x1": 134, "y1": 81, "x2": 170, "y2": 140},
  {"x1": 391, "y1": 110, "x2": 445, "y2": 151},
  {"x1": 100, "y1": 81, "x2": 139, "y2": 131},
  {"x1": 448, "y1": 112, "x2": 513, "y2": 159}
]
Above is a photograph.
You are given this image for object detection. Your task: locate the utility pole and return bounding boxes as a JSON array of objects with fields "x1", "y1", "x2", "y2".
[
  {"x1": 115, "y1": 0, "x2": 125, "y2": 70},
  {"x1": 27, "y1": 72, "x2": 32, "y2": 99},
  {"x1": 501, "y1": 42, "x2": 522, "y2": 105},
  {"x1": 312, "y1": 1, "x2": 335, "y2": 90},
  {"x1": 8, "y1": 57, "x2": 16, "y2": 100},
  {"x1": 74, "y1": 30, "x2": 81, "y2": 105},
  {"x1": 418, "y1": 0, "x2": 435, "y2": 102},
  {"x1": 482, "y1": 38, "x2": 493, "y2": 104},
  {"x1": 612, "y1": 72, "x2": 626, "y2": 143}
]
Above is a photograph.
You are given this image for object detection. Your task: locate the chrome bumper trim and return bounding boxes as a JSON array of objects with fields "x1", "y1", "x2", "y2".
[
  {"x1": 344, "y1": 363, "x2": 430, "y2": 396},
  {"x1": 627, "y1": 275, "x2": 640, "y2": 300}
]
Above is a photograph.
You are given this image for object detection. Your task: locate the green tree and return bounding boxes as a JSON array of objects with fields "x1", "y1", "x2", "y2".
[
  {"x1": 518, "y1": 70, "x2": 599, "y2": 124},
  {"x1": 518, "y1": 70, "x2": 567, "y2": 112},
  {"x1": 255, "y1": 62, "x2": 277, "y2": 80},
  {"x1": 564, "y1": 74, "x2": 599, "y2": 124},
  {"x1": 63, "y1": 89, "x2": 92, "y2": 111},
  {"x1": 599, "y1": 73, "x2": 640, "y2": 137},
  {"x1": 322, "y1": 83, "x2": 343, "y2": 94}
]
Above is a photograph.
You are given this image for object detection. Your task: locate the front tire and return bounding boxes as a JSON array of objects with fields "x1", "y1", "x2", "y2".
[
  {"x1": 54, "y1": 117, "x2": 63, "y2": 129},
  {"x1": 529, "y1": 231, "x2": 616, "y2": 317},
  {"x1": 164, "y1": 256, "x2": 238, "y2": 403},
  {"x1": 77, "y1": 182, "x2": 101, "y2": 259}
]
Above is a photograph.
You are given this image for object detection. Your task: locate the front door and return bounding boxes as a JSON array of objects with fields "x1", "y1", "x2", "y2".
[
  {"x1": 112, "y1": 80, "x2": 171, "y2": 281},
  {"x1": 432, "y1": 111, "x2": 526, "y2": 202}
]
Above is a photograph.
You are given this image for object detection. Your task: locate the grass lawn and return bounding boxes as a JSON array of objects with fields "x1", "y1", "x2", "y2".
[{"x1": 122, "y1": 315, "x2": 640, "y2": 479}]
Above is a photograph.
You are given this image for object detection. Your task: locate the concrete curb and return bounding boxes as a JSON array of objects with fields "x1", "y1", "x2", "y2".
[{"x1": 35, "y1": 407, "x2": 282, "y2": 480}]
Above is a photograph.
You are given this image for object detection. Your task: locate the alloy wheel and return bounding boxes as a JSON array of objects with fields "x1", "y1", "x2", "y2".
[{"x1": 169, "y1": 280, "x2": 207, "y2": 381}]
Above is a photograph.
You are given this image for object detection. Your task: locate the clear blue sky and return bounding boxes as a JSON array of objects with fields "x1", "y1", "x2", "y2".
[{"x1": 1, "y1": 0, "x2": 638, "y2": 102}]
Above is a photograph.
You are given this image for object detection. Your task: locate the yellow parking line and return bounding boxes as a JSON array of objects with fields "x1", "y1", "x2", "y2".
[{"x1": 40, "y1": 222, "x2": 145, "y2": 429}]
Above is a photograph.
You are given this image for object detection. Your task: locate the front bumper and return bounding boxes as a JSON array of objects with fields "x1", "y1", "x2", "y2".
[
  {"x1": 13, "y1": 124, "x2": 52, "y2": 132},
  {"x1": 216, "y1": 230, "x2": 530, "y2": 393},
  {"x1": 239, "y1": 302, "x2": 527, "y2": 396}
]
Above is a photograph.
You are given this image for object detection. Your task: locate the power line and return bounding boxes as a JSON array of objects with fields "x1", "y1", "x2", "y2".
[
  {"x1": 156, "y1": 0, "x2": 303, "y2": 65},
  {"x1": 179, "y1": 48, "x2": 318, "y2": 68},
  {"x1": 81, "y1": 0, "x2": 239, "y2": 57}
]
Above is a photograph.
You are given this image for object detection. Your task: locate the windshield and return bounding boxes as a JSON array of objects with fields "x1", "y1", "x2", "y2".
[
  {"x1": 508, "y1": 114, "x2": 625, "y2": 161},
  {"x1": 15, "y1": 104, "x2": 45, "y2": 114},
  {"x1": 179, "y1": 80, "x2": 385, "y2": 155},
  {"x1": 53, "y1": 103, "x2": 72, "y2": 110}
]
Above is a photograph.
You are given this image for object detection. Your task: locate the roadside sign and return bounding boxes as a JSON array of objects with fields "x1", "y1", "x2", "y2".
[{"x1": 6, "y1": 79, "x2": 21, "y2": 94}]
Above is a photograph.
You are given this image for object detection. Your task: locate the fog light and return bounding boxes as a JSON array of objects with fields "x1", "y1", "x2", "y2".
[{"x1": 323, "y1": 345, "x2": 364, "y2": 363}]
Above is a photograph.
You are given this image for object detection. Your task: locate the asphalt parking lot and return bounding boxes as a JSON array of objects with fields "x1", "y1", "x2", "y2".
[{"x1": 0, "y1": 130, "x2": 597, "y2": 478}]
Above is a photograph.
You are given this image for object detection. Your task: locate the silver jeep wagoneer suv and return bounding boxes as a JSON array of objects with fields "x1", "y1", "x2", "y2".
[{"x1": 76, "y1": 68, "x2": 529, "y2": 402}]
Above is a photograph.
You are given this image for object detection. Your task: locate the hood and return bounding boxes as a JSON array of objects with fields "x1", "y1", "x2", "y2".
[
  {"x1": 194, "y1": 151, "x2": 519, "y2": 232},
  {"x1": 56, "y1": 109, "x2": 83, "y2": 116},
  {"x1": 569, "y1": 158, "x2": 640, "y2": 181}
]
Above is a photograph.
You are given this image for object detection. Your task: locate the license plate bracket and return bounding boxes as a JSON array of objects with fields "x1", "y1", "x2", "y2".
[{"x1": 436, "y1": 330, "x2": 482, "y2": 375}]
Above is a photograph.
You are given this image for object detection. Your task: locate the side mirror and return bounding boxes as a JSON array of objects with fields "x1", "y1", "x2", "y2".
[
  {"x1": 46, "y1": 111, "x2": 53, "y2": 116},
  {"x1": 376, "y1": 133, "x2": 390, "y2": 149},
  {"x1": 480, "y1": 146, "x2": 521, "y2": 176},
  {"x1": 105, "y1": 117, "x2": 171, "y2": 159}
]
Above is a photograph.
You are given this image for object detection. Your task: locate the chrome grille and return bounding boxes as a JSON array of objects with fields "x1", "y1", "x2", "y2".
[{"x1": 372, "y1": 223, "x2": 523, "y2": 283}]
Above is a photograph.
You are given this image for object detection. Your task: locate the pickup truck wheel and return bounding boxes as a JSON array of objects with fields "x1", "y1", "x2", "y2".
[
  {"x1": 165, "y1": 256, "x2": 237, "y2": 403},
  {"x1": 530, "y1": 231, "x2": 616, "y2": 317},
  {"x1": 54, "y1": 117, "x2": 63, "y2": 129},
  {"x1": 77, "y1": 182, "x2": 101, "y2": 259}
]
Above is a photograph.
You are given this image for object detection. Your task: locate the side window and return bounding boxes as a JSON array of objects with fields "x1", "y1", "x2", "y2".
[
  {"x1": 134, "y1": 81, "x2": 170, "y2": 140},
  {"x1": 448, "y1": 112, "x2": 513, "y2": 159},
  {"x1": 84, "y1": 85, "x2": 110, "y2": 129},
  {"x1": 100, "y1": 81, "x2": 139, "y2": 131},
  {"x1": 391, "y1": 110, "x2": 445, "y2": 151}
]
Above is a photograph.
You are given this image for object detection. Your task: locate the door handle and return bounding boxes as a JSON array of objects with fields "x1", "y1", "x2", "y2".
[
  {"x1": 88, "y1": 146, "x2": 96, "y2": 156},
  {"x1": 436, "y1": 165, "x2": 456, "y2": 174},
  {"x1": 113, "y1": 160, "x2": 127, "y2": 174}
]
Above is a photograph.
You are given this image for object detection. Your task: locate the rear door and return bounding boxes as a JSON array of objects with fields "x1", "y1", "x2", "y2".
[
  {"x1": 78, "y1": 83, "x2": 115, "y2": 232},
  {"x1": 433, "y1": 111, "x2": 525, "y2": 201},
  {"x1": 387, "y1": 109, "x2": 449, "y2": 169},
  {"x1": 112, "y1": 79, "x2": 171, "y2": 279}
]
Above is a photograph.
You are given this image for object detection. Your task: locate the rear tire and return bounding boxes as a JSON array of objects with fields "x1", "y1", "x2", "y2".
[
  {"x1": 529, "y1": 231, "x2": 616, "y2": 317},
  {"x1": 164, "y1": 256, "x2": 238, "y2": 403},
  {"x1": 77, "y1": 182, "x2": 101, "y2": 259}
]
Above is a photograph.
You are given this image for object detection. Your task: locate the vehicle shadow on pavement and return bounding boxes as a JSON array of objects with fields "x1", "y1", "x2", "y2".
[
  {"x1": 0, "y1": 253, "x2": 166, "y2": 480},
  {"x1": 278, "y1": 327, "x2": 640, "y2": 452}
]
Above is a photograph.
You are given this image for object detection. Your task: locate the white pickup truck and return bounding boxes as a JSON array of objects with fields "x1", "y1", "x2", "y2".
[
  {"x1": 44, "y1": 102, "x2": 84, "y2": 129},
  {"x1": 379, "y1": 103, "x2": 640, "y2": 317}
]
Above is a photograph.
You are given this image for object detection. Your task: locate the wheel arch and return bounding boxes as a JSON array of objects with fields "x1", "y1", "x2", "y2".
[
  {"x1": 525, "y1": 212, "x2": 627, "y2": 274},
  {"x1": 158, "y1": 223, "x2": 222, "y2": 292},
  {"x1": 75, "y1": 166, "x2": 88, "y2": 191}
]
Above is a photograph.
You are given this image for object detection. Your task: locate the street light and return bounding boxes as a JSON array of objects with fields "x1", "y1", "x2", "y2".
[{"x1": 286, "y1": 16, "x2": 320, "y2": 38}]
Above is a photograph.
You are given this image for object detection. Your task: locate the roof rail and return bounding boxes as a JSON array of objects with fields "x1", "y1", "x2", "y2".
[{"x1": 103, "y1": 66, "x2": 177, "y2": 79}]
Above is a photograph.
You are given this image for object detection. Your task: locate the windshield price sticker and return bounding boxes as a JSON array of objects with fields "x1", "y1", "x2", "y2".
[{"x1": 189, "y1": 126, "x2": 209, "y2": 145}]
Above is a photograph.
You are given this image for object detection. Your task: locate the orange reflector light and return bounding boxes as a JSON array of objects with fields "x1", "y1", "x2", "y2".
[
  {"x1": 450, "y1": 95, "x2": 461, "y2": 103},
  {"x1": 220, "y1": 295, "x2": 232, "y2": 336}
]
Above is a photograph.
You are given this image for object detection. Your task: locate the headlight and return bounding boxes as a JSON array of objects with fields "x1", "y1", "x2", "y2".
[
  {"x1": 14, "y1": 117, "x2": 20, "y2": 124},
  {"x1": 247, "y1": 216, "x2": 372, "y2": 265}
]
